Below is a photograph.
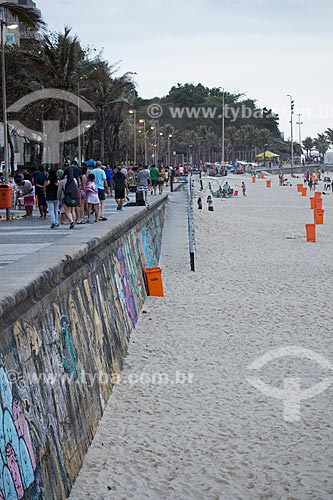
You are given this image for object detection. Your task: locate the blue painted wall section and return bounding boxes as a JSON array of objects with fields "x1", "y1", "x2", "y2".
[{"x1": 0, "y1": 204, "x2": 165, "y2": 499}]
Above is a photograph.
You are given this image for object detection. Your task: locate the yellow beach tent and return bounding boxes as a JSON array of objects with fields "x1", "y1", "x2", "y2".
[{"x1": 256, "y1": 151, "x2": 279, "y2": 159}]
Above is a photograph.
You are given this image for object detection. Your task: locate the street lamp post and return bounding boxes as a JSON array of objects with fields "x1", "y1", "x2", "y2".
[
  {"x1": 129, "y1": 110, "x2": 137, "y2": 166},
  {"x1": 287, "y1": 94, "x2": 295, "y2": 172},
  {"x1": 151, "y1": 124, "x2": 157, "y2": 165},
  {"x1": 221, "y1": 88, "x2": 225, "y2": 168},
  {"x1": 1, "y1": 19, "x2": 18, "y2": 220},
  {"x1": 139, "y1": 119, "x2": 147, "y2": 165},
  {"x1": 167, "y1": 134, "x2": 172, "y2": 166},
  {"x1": 296, "y1": 113, "x2": 303, "y2": 155}
]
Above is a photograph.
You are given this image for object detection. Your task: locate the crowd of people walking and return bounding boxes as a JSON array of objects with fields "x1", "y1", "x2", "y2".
[{"x1": 7, "y1": 161, "x2": 172, "y2": 228}]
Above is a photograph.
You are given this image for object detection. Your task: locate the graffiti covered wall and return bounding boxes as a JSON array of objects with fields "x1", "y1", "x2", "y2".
[{"x1": 0, "y1": 202, "x2": 165, "y2": 499}]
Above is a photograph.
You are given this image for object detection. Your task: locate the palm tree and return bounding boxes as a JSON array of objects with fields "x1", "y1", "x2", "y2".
[
  {"x1": 325, "y1": 128, "x2": 333, "y2": 146},
  {"x1": 1, "y1": 2, "x2": 46, "y2": 29},
  {"x1": 225, "y1": 126, "x2": 238, "y2": 161},
  {"x1": 302, "y1": 137, "x2": 314, "y2": 158},
  {"x1": 314, "y1": 133, "x2": 329, "y2": 163}
]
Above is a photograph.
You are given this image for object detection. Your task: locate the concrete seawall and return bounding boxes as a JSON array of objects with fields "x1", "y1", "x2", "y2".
[{"x1": 0, "y1": 196, "x2": 167, "y2": 499}]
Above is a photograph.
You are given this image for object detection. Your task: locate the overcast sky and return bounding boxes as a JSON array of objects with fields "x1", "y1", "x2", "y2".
[{"x1": 38, "y1": 0, "x2": 333, "y2": 140}]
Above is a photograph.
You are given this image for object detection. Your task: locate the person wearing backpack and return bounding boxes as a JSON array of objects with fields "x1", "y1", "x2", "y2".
[{"x1": 57, "y1": 167, "x2": 78, "y2": 229}]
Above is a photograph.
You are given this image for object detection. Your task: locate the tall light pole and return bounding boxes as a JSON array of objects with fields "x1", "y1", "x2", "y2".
[
  {"x1": 158, "y1": 132, "x2": 163, "y2": 166},
  {"x1": 1, "y1": 19, "x2": 18, "y2": 220},
  {"x1": 221, "y1": 88, "x2": 225, "y2": 168},
  {"x1": 151, "y1": 124, "x2": 157, "y2": 165},
  {"x1": 129, "y1": 110, "x2": 137, "y2": 166},
  {"x1": 296, "y1": 113, "x2": 303, "y2": 152},
  {"x1": 287, "y1": 94, "x2": 294, "y2": 171},
  {"x1": 139, "y1": 119, "x2": 147, "y2": 165},
  {"x1": 168, "y1": 134, "x2": 172, "y2": 166}
]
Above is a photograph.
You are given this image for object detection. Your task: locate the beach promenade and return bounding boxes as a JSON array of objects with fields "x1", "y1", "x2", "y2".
[{"x1": 69, "y1": 174, "x2": 333, "y2": 500}]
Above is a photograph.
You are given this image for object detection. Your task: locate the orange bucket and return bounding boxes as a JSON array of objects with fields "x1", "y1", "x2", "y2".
[
  {"x1": 297, "y1": 184, "x2": 303, "y2": 192},
  {"x1": 266, "y1": 180, "x2": 271, "y2": 188},
  {"x1": 314, "y1": 209, "x2": 324, "y2": 225},
  {"x1": 260, "y1": 173, "x2": 265, "y2": 179},
  {"x1": 301, "y1": 187, "x2": 307, "y2": 196},
  {"x1": 310, "y1": 198, "x2": 316, "y2": 209},
  {"x1": 314, "y1": 192, "x2": 322, "y2": 199},
  {"x1": 252, "y1": 176, "x2": 256, "y2": 183},
  {"x1": 144, "y1": 267, "x2": 164, "y2": 297},
  {"x1": 314, "y1": 198, "x2": 322, "y2": 210},
  {"x1": 305, "y1": 224, "x2": 316, "y2": 242}
]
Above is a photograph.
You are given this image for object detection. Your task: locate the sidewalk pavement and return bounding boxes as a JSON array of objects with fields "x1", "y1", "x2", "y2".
[{"x1": 0, "y1": 187, "x2": 173, "y2": 270}]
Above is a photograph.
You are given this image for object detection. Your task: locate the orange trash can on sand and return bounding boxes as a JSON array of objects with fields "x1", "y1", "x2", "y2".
[
  {"x1": 297, "y1": 184, "x2": 303, "y2": 192},
  {"x1": 252, "y1": 176, "x2": 256, "y2": 183},
  {"x1": 310, "y1": 198, "x2": 316, "y2": 209},
  {"x1": 314, "y1": 198, "x2": 322, "y2": 210},
  {"x1": 260, "y1": 173, "x2": 265, "y2": 179},
  {"x1": 314, "y1": 192, "x2": 322, "y2": 199},
  {"x1": 266, "y1": 180, "x2": 271, "y2": 188},
  {"x1": 0, "y1": 184, "x2": 12, "y2": 209},
  {"x1": 144, "y1": 267, "x2": 164, "y2": 297},
  {"x1": 314, "y1": 209, "x2": 324, "y2": 225},
  {"x1": 301, "y1": 187, "x2": 307, "y2": 196},
  {"x1": 305, "y1": 224, "x2": 316, "y2": 242}
]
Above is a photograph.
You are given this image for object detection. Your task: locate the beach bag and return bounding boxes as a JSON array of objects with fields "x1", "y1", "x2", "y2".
[{"x1": 64, "y1": 178, "x2": 79, "y2": 207}]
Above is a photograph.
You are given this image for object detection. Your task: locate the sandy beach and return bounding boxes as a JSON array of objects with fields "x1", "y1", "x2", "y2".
[{"x1": 69, "y1": 175, "x2": 333, "y2": 500}]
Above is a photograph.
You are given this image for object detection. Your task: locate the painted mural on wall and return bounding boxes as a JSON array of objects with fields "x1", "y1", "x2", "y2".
[
  {"x1": 0, "y1": 205, "x2": 165, "y2": 499},
  {"x1": 0, "y1": 367, "x2": 37, "y2": 500}
]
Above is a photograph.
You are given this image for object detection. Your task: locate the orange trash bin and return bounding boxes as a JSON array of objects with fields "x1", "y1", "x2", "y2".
[
  {"x1": 260, "y1": 173, "x2": 265, "y2": 179},
  {"x1": 310, "y1": 198, "x2": 316, "y2": 209},
  {"x1": 314, "y1": 198, "x2": 322, "y2": 210},
  {"x1": 144, "y1": 267, "x2": 164, "y2": 297},
  {"x1": 314, "y1": 192, "x2": 322, "y2": 199},
  {"x1": 305, "y1": 224, "x2": 316, "y2": 242},
  {"x1": 266, "y1": 180, "x2": 271, "y2": 188},
  {"x1": 0, "y1": 184, "x2": 12, "y2": 209},
  {"x1": 301, "y1": 187, "x2": 307, "y2": 196},
  {"x1": 297, "y1": 184, "x2": 303, "y2": 192},
  {"x1": 314, "y1": 209, "x2": 324, "y2": 225},
  {"x1": 252, "y1": 176, "x2": 256, "y2": 183}
]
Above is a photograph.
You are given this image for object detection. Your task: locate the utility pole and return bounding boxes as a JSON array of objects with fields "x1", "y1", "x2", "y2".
[
  {"x1": 296, "y1": 113, "x2": 303, "y2": 149},
  {"x1": 287, "y1": 95, "x2": 294, "y2": 171},
  {"x1": 221, "y1": 88, "x2": 225, "y2": 168}
]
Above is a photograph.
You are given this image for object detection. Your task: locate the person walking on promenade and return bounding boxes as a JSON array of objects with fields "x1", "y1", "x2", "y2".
[
  {"x1": 150, "y1": 164, "x2": 159, "y2": 195},
  {"x1": 113, "y1": 166, "x2": 127, "y2": 211},
  {"x1": 90, "y1": 161, "x2": 108, "y2": 221},
  {"x1": 207, "y1": 195, "x2": 214, "y2": 212},
  {"x1": 137, "y1": 165, "x2": 151, "y2": 202},
  {"x1": 105, "y1": 165, "x2": 113, "y2": 197},
  {"x1": 127, "y1": 166, "x2": 135, "y2": 193},
  {"x1": 242, "y1": 182, "x2": 246, "y2": 196},
  {"x1": 79, "y1": 164, "x2": 88, "y2": 222},
  {"x1": 158, "y1": 166, "x2": 165, "y2": 195},
  {"x1": 34, "y1": 166, "x2": 48, "y2": 218},
  {"x1": 57, "y1": 167, "x2": 78, "y2": 229},
  {"x1": 85, "y1": 173, "x2": 100, "y2": 223},
  {"x1": 44, "y1": 168, "x2": 59, "y2": 228},
  {"x1": 14, "y1": 175, "x2": 35, "y2": 218},
  {"x1": 197, "y1": 197, "x2": 203, "y2": 210}
]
